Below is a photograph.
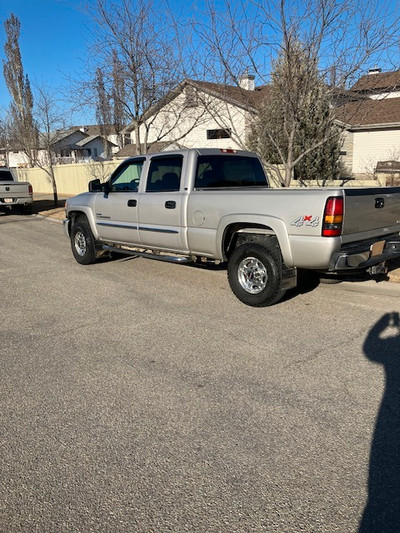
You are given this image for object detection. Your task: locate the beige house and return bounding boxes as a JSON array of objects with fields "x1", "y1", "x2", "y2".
[
  {"x1": 122, "y1": 76, "x2": 269, "y2": 155},
  {"x1": 122, "y1": 68, "x2": 400, "y2": 181},
  {"x1": 336, "y1": 70, "x2": 400, "y2": 177},
  {"x1": 124, "y1": 72, "x2": 398, "y2": 179}
]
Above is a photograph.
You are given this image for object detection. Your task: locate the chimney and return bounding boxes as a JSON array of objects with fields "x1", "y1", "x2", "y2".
[
  {"x1": 239, "y1": 72, "x2": 255, "y2": 91},
  {"x1": 368, "y1": 67, "x2": 382, "y2": 75}
]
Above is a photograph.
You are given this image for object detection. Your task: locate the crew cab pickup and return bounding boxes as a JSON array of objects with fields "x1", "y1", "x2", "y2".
[
  {"x1": 0, "y1": 167, "x2": 33, "y2": 213},
  {"x1": 64, "y1": 149, "x2": 400, "y2": 306}
]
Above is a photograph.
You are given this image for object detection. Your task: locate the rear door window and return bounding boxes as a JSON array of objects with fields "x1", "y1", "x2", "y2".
[{"x1": 146, "y1": 156, "x2": 183, "y2": 192}]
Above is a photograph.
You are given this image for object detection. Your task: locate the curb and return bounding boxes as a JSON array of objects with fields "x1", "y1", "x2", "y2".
[
  {"x1": 36, "y1": 213, "x2": 64, "y2": 224},
  {"x1": 389, "y1": 269, "x2": 400, "y2": 282}
]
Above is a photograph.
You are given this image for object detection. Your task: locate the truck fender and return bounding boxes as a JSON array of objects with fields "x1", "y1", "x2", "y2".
[
  {"x1": 216, "y1": 214, "x2": 294, "y2": 267},
  {"x1": 68, "y1": 207, "x2": 100, "y2": 241}
]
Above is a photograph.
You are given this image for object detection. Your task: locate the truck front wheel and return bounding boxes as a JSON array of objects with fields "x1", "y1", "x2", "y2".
[
  {"x1": 227, "y1": 243, "x2": 285, "y2": 307},
  {"x1": 71, "y1": 219, "x2": 97, "y2": 265}
]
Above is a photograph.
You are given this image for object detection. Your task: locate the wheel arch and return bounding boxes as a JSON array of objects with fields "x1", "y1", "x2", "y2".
[
  {"x1": 68, "y1": 207, "x2": 99, "y2": 240},
  {"x1": 217, "y1": 215, "x2": 293, "y2": 267}
]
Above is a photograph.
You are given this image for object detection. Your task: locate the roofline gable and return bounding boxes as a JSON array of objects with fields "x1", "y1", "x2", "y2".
[{"x1": 122, "y1": 78, "x2": 260, "y2": 133}]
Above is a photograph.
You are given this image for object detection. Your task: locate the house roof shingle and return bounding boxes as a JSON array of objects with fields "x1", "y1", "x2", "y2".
[
  {"x1": 335, "y1": 96, "x2": 400, "y2": 127},
  {"x1": 351, "y1": 70, "x2": 400, "y2": 93},
  {"x1": 376, "y1": 160, "x2": 400, "y2": 173},
  {"x1": 124, "y1": 79, "x2": 273, "y2": 132},
  {"x1": 75, "y1": 135, "x2": 117, "y2": 147},
  {"x1": 188, "y1": 80, "x2": 271, "y2": 110},
  {"x1": 114, "y1": 142, "x2": 171, "y2": 158}
]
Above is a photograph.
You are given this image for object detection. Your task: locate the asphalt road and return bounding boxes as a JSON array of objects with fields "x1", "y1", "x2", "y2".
[{"x1": 1, "y1": 213, "x2": 400, "y2": 532}]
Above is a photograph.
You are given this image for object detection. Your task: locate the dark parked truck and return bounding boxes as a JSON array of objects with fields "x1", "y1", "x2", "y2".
[
  {"x1": 0, "y1": 167, "x2": 33, "y2": 213},
  {"x1": 63, "y1": 149, "x2": 400, "y2": 306}
]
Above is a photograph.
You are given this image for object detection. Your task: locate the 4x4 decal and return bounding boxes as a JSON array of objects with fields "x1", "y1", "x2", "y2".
[{"x1": 291, "y1": 215, "x2": 320, "y2": 228}]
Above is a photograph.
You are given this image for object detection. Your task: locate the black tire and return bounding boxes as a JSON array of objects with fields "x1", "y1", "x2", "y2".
[
  {"x1": 71, "y1": 219, "x2": 97, "y2": 265},
  {"x1": 227, "y1": 242, "x2": 285, "y2": 307}
]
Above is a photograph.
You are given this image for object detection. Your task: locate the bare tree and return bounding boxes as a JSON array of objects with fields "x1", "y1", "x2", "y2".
[
  {"x1": 85, "y1": 0, "x2": 180, "y2": 153},
  {"x1": 84, "y1": 0, "x2": 208, "y2": 154},
  {"x1": 95, "y1": 67, "x2": 113, "y2": 158},
  {"x1": 2, "y1": 14, "x2": 37, "y2": 167},
  {"x1": 0, "y1": 111, "x2": 17, "y2": 167},
  {"x1": 192, "y1": 0, "x2": 400, "y2": 186},
  {"x1": 34, "y1": 86, "x2": 67, "y2": 206},
  {"x1": 111, "y1": 49, "x2": 126, "y2": 146}
]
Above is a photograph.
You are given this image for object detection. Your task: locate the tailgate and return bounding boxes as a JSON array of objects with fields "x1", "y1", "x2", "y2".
[
  {"x1": 0, "y1": 183, "x2": 30, "y2": 196},
  {"x1": 343, "y1": 187, "x2": 400, "y2": 239}
]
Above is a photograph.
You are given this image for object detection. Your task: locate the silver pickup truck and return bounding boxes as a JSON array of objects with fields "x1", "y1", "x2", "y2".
[
  {"x1": 64, "y1": 149, "x2": 400, "y2": 306},
  {"x1": 0, "y1": 167, "x2": 33, "y2": 213}
]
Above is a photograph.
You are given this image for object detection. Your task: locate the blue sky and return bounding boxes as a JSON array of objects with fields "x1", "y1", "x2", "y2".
[
  {"x1": 0, "y1": 0, "x2": 198, "y2": 125},
  {"x1": 1, "y1": 0, "x2": 399, "y2": 127},
  {"x1": 0, "y1": 0, "x2": 95, "y2": 123}
]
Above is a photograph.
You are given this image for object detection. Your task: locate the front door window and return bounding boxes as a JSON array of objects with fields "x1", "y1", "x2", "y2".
[{"x1": 110, "y1": 160, "x2": 144, "y2": 192}]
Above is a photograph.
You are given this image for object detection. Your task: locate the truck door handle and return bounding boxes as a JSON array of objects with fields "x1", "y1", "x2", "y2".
[
  {"x1": 127, "y1": 199, "x2": 137, "y2": 207},
  {"x1": 165, "y1": 201, "x2": 176, "y2": 209}
]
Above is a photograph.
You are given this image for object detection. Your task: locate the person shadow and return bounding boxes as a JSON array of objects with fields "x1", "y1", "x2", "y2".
[{"x1": 359, "y1": 312, "x2": 400, "y2": 532}]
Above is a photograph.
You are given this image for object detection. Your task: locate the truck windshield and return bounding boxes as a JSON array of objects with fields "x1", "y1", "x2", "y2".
[{"x1": 195, "y1": 155, "x2": 268, "y2": 188}]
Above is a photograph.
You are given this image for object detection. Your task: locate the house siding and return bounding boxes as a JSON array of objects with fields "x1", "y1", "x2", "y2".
[
  {"x1": 136, "y1": 91, "x2": 251, "y2": 151},
  {"x1": 352, "y1": 128, "x2": 400, "y2": 175},
  {"x1": 340, "y1": 130, "x2": 354, "y2": 174},
  {"x1": 53, "y1": 131, "x2": 86, "y2": 153}
]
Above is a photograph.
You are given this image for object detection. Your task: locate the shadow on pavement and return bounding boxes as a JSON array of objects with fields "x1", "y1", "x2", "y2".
[
  {"x1": 0, "y1": 196, "x2": 67, "y2": 218},
  {"x1": 359, "y1": 312, "x2": 400, "y2": 532},
  {"x1": 31, "y1": 196, "x2": 67, "y2": 216}
]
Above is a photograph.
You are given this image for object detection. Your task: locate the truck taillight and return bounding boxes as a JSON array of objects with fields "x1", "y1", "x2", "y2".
[
  {"x1": 322, "y1": 196, "x2": 343, "y2": 237},
  {"x1": 28, "y1": 185, "x2": 33, "y2": 196}
]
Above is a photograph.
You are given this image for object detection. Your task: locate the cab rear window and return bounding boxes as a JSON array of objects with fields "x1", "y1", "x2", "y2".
[
  {"x1": 195, "y1": 155, "x2": 268, "y2": 188},
  {"x1": 0, "y1": 170, "x2": 14, "y2": 182}
]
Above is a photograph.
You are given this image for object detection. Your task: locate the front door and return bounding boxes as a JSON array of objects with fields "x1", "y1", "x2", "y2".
[{"x1": 94, "y1": 158, "x2": 144, "y2": 245}]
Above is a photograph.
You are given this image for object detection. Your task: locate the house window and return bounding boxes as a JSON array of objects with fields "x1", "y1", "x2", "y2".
[{"x1": 206, "y1": 129, "x2": 231, "y2": 139}]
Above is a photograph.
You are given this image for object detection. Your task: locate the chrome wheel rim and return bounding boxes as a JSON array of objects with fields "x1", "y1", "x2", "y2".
[
  {"x1": 238, "y1": 256, "x2": 268, "y2": 294},
  {"x1": 74, "y1": 230, "x2": 87, "y2": 257}
]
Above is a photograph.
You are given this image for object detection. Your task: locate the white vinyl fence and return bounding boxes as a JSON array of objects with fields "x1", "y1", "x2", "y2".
[
  {"x1": 15, "y1": 161, "x2": 120, "y2": 195},
  {"x1": 15, "y1": 160, "x2": 384, "y2": 196}
]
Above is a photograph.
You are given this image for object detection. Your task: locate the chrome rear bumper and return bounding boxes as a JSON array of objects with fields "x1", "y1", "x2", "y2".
[{"x1": 329, "y1": 235, "x2": 400, "y2": 270}]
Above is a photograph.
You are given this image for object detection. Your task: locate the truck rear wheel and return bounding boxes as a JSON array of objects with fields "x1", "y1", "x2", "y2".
[
  {"x1": 227, "y1": 243, "x2": 285, "y2": 307},
  {"x1": 71, "y1": 219, "x2": 97, "y2": 265}
]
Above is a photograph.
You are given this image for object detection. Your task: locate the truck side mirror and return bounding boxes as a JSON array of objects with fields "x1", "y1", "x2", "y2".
[{"x1": 88, "y1": 179, "x2": 102, "y2": 192}]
